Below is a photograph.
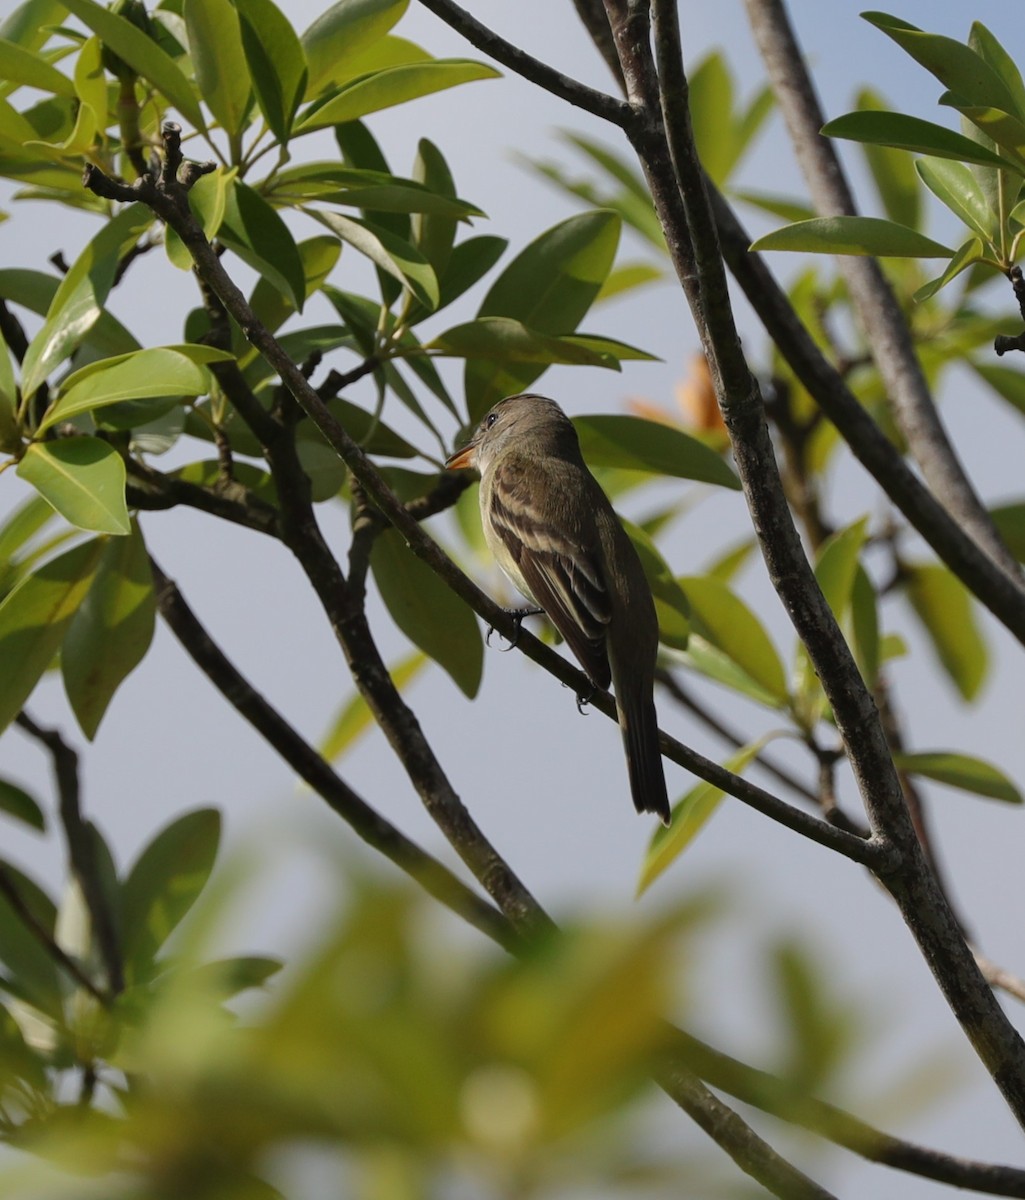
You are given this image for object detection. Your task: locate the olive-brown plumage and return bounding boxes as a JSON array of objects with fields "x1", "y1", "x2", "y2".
[{"x1": 447, "y1": 393, "x2": 670, "y2": 824}]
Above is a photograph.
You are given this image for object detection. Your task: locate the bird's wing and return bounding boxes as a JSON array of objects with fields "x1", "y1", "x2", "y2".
[{"x1": 489, "y1": 461, "x2": 612, "y2": 688}]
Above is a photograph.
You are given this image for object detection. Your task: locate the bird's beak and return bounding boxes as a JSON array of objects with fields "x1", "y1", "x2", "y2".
[{"x1": 445, "y1": 442, "x2": 477, "y2": 471}]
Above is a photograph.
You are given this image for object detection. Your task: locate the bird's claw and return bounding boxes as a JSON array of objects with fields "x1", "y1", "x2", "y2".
[
  {"x1": 575, "y1": 684, "x2": 596, "y2": 714},
  {"x1": 486, "y1": 606, "x2": 544, "y2": 651}
]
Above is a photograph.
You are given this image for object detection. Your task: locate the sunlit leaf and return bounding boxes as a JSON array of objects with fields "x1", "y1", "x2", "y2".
[
  {"x1": 752, "y1": 216, "x2": 953, "y2": 258},
  {"x1": 220, "y1": 180, "x2": 306, "y2": 311},
  {"x1": 184, "y1": 0, "x2": 250, "y2": 139},
  {"x1": 238, "y1": 0, "x2": 308, "y2": 140},
  {"x1": 904, "y1": 562, "x2": 987, "y2": 700},
  {"x1": 16, "y1": 440, "x2": 129, "y2": 535},
  {"x1": 301, "y1": 0, "x2": 409, "y2": 98},
  {"x1": 822, "y1": 109, "x2": 1019, "y2": 171},
  {"x1": 574, "y1": 415, "x2": 740, "y2": 489},
  {"x1": 320, "y1": 650, "x2": 427, "y2": 760}
]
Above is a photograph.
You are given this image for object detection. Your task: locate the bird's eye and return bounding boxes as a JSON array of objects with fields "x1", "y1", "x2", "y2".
[{"x1": 485, "y1": 412, "x2": 499, "y2": 430}]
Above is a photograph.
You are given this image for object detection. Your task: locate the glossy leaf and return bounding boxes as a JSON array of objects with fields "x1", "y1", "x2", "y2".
[
  {"x1": 320, "y1": 650, "x2": 427, "y2": 760},
  {"x1": 238, "y1": 0, "x2": 308, "y2": 140},
  {"x1": 58, "y1": 0, "x2": 205, "y2": 131},
  {"x1": 621, "y1": 519, "x2": 689, "y2": 650},
  {"x1": 465, "y1": 211, "x2": 621, "y2": 420},
  {"x1": 680, "y1": 575, "x2": 787, "y2": 702},
  {"x1": 371, "y1": 527, "x2": 483, "y2": 697},
  {"x1": 435, "y1": 235, "x2": 507, "y2": 313},
  {"x1": 969, "y1": 22, "x2": 1025, "y2": 121},
  {"x1": 220, "y1": 180, "x2": 306, "y2": 311},
  {"x1": 913, "y1": 237, "x2": 986, "y2": 303},
  {"x1": 0, "y1": 268, "x2": 139, "y2": 361},
  {"x1": 39, "y1": 346, "x2": 224, "y2": 434},
  {"x1": 915, "y1": 157, "x2": 997, "y2": 239},
  {"x1": 315, "y1": 210, "x2": 438, "y2": 308},
  {"x1": 822, "y1": 110, "x2": 1019, "y2": 171},
  {"x1": 184, "y1": 0, "x2": 250, "y2": 139},
  {"x1": 893, "y1": 751, "x2": 1022, "y2": 804},
  {"x1": 19, "y1": 204, "x2": 153, "y2": 400},
  {"x1": 301, "y1": 0, "x2": 409, "y2": 98},
  {"x1": 428, "y1": 317, "x2": 618, "y2": 369},
  {"x1": 165, "y1": 168, "x2": 234, "y2": 271},
  {"x1": 944, "y1": 102, "x2": 1025, "y2": 171},
  {"x1": 638, "y1": 740, "x2": 767, "y2": 895},
  {"x1": 17, "y1": 440, "x2": 129, "y2": 535},
  {"x1": 62, "y1": 522, "x2": 155, "y2": 740},
  {"x1": 904, "y1": 562, "x2": 987, "y2": 701},
  {"x1": 121, "y1": 808, "x2": 222, "y2": 980},
  {"x1": 752, "y1": 216, "x2": 952, "y2": 259},
  {"x1": 250, "y1": 235, "x2": 341, "y2": 334},
  {"x1": 411, "y1": 138, "x2": 457, "y2": 278},
  {"x1": 0, "y1": 538, "x2": 103, "y2": 733},
  {"x1": 297, "y1": 59, "x2": 498, "y2": 131},
  {"x1": 574, "y1": 415, "x2": 741, "y2": 489},
  {"x1": 0, "y1": 860, "x2": 61, "y2": 1016},
  {"x1": 0, "y1": 778, "x2": 44, "y2": 831}
]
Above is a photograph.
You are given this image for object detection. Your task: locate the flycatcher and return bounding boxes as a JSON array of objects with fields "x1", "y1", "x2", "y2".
[{"x1": 446, "y1": 393, "x2": 671, "y2": 824}]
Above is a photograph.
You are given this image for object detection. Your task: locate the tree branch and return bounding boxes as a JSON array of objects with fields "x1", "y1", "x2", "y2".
[{"x1": 743, "y1": 0, "x2": 1022, "y2": 584}]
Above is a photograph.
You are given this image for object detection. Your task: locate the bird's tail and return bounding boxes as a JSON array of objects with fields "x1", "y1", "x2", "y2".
[{"x1": 617, "y1": 687, "x2": 671, "y2": 825}]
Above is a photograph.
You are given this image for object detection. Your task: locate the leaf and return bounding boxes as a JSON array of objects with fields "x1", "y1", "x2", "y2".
[
  {"x1": 574, "y1": 415, "x2": 740, "y2": 489},
  {"x1": 16, "y1": 440, "x2": 129, "y2": 536},
  {"x1": 320, "y1": 650, "x2": 427, "y2": 760},
  {"x1": 0, "y1": 36, "x2": 75, "y2": 96},
  {"x1": 855, "y1": 88, "x2": 922, "y2": 230},
  {"x1": 679, "y1": 576, "x2": 787, "y2": 702},
  {"x1": 904, "y1": 562, "x2": 987, "y2": 701},
  {"x1": 184, "y1": 0, "x2": 250, "y2": 139},
  {"x1": 39, "y1": 346, "x2": 221, "y2": 433},
  {"x1": 850, "y1": 564, "x2": 880, "y2": 691},
  {"x1": 913, "y1": 237, "x2": 986, "y2": 303},
  {"x1": 0, "y1": 778, "x2": 44, "y2": 831},
  {"x1": 57, "y1": 0, "x2": 205, "y2": 131},
  {"x1": 121, "y1": 809, "x2": 221, "y2": 980},
  {"x1": 989, "y1": 500, "x2": 1025, "y2": 560},
  {"x1": 315, "y1": 210, "x2": 438, "y2": 309},
  {"x1": 0, "y1": 860, "x2": 61, "y2": 1017},
  {"x1": 972, "y1": 362, "x2": 1025, "y2": 420},
  {"x1": 751, "y1": 216, "x2": 953, "y2": 259},
  {"x1": 822, "y1": 110, "x2": 1019, "y2": 171},
  {"x1": 893, "y1": 751, "x2": 1022, "y2": 804},
  {"x1": 914, "y1": 157, "x2": 997, "y2": 239},
  {"x1": 371, "y1": 527, "x2": 482, "y2": 697},
  {"x1": 941, "y1": 101, "x2": 1025, "y2": 172},
  {"x1": 0, "y1": 538, "x2": 103, "y2": 734},
  {"x1": 250, "y1": 235, "x2": 341, "y2": 333},
  {"x1": 434, "y1": 234, "x2": 507, "y2": 313},
  {"x1": 62, "y1": 522, "x2": 155, "y2": 740},
  {"x1": 638, "y1": 740, "x2": 768, "y2": 895},
  {"x1": 862, "y1": 12, "x2": 1020, "y2": 115},
  {"x1": 19, "y1": 203, "x2": 153, "y2": 400},
  {"x1": 296, "y1": 59, "x2": 499, "y2": 131},
  {"x1": 220, "y1": 179, "x2": 306, "y2": 311},
  {"x1": 165, "y1": 168, "x2": 233, "y2": 270},
  {"x1": 621, "y1": 519, "x2": 689, "y2": 650},
  {"x1": 301, "y1": 0, "x2": 409, "y2": 99},
  {"x1": 969, "y1": 22, "x2": 1025, "y2": 122},
  {"x1": 465, "y1": 211, "x2": 621, "y2": 421},
  {"x1": 428, "y1": 317, "x2": 619, "y2": 369},
  {"x1": 411, "y1": 137, "x2": 457, "y2": 278},
  {"x1": 237, "y1": 0, "x2": 308, "y2": 141}
]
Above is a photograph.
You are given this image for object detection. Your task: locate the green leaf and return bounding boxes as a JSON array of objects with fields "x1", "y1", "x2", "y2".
[
  {"x1": 411, "y1": 138, "x2": 458, "y2": 278},
  {"x1": 913, "y1": 236, "x2": 986, "y2": 303},
  {"x1": 121, "y1": 809, "x2": 221, "y2": 980},
  {"x1": 428, "y1": 317, "x2": 619, "y2": 369},
  {"x1": 1, "y1": 1, "x2": 65, "y2": 52},
  {"x1": 989, "y1": 500, "x2": 1025, "y2": 560},
  {"x1": 0, "y1": 538, "x2": 103, "y2": 733},
  {"x1": 58, "y1": 0, "x2": 205, "y2": 131},
  {"x1": 751, "y1": 216, "x2": 953, "y2": 259},
  {"x1": 19, "y1": 203, "x2": 153, "y2": 400},
  {"x1": 621, "y1": 519, "x2": 689, "y2": 651},
  {"x1": 0, "y1": 778, "x2": 44, "y2": 831},
  {"x1": 574, "y1": 415, "x2": 741, "y2": 489},
  {"x1": 315, "y1": 210, "x2": 438, "y2": 309},
  {"x1": 893, "y1": 751, "x2": 1022, "y2": 804},
  {"x1": 39, "y1": 346, "x2": 220, "y2": 433},
  {"x1": 465, "y1": 211, "x2": 621, "y2": 421},
  {"x1": 679, "y1": 575, "x2": 787, "y2": 702},
  {"x1": 969, "y1": 22, "x2": 1025, "y2": 122},
  {"x1": 434, "y1": 234, "x2": 507, "y2": 313},
  {"x1": 0, "y1": 36, "x2": 75, "y2": 96},
  {"x1": 971, "y1": 362, "x2": 1025, "y2": 419},
  {"x1": 596, "y1": 262, "x2": 664, "y2": 302},
  {"x1": 862, "y1": 12, "x2": 1020, "y2": 115},
  {"x1": 16, "y1": 440, "x2": 129, "y2": 536},
  {"x1": 180, "y1": 954, "x2": 283, "y2": 999},
  {"x1": 371, "y1": 527, "x2": 482, "y2": 697},
  {"x1": 237, "y1": 0, "x2": 308, "y2": 141},
  {"x1": 822, "y1": 110, "x2": 1020, "y2": 171},
  {"x1": 0, "y1": 268, "x2": 139, "y2": 361},
  {"x1": 638, "y1": 740, "x2": 767, "y2": 895},
  {"x1": 0, "y1": 860, "x2": 61, "y2": 1017},
  {"x1": 301, "y1": 0, "x2": 409, "y2": 99},
  {"x1": 184, "y1": 0, "x2": 250, "y2": 139},
  {"x1": 850, "y1": 564, "x2": 880, "y2": 691},
  {"x1": 942, "y1": 101, "x2": 1025, "y2": 172},
  {"x1": 271, "y1": 163, "x2": 480, "y2": 218},
  {"x1": 320, "y1": 649, "x2": 427, "y2": 760},
  {"x1": 915, "y1": 157, "x2": 996, "y2": 239},
  {"x1": 904, "y1": 562, "x2": 987, "y2": 701},
  {"x1": 296, "y1": 59, "x2": 499, "y2": 131},
  {"x1": 856, "y1": 88, "x2": 922, "y2": 230},
  {"x1": 166, "y1": 168, "x2": 234, "y2": 270},
  {"x1": 62, "y1": 522, "x2": 155, "y2": 740},
  {"x1": 220, "y1": 179, "x2": 306, "y2": 312}
]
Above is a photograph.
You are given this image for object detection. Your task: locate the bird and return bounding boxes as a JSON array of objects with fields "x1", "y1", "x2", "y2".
[{"x1": 446, "y1": 393, "x2": 671, "y2": 824}]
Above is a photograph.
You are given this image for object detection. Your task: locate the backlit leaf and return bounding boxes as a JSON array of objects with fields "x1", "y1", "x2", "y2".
[
  {"x1": 893, "y1": 751, "x2": 1021, "y2": 804},
  {"x1": 904, "y1": 562, "x2": 987, "y2": 700},
  {"x1": 752, "y1": 216, "x2": 952, "y2": 259},
  {"x1": 574, "y1": 415, "x2": 740, "y2": 489}
]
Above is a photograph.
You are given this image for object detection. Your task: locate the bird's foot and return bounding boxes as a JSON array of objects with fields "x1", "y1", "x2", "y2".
[
  {"x1": 486, "y1": 606, "x2": 545, "y2": 651},
  {"x1": 575, "y1": 683, "x2": 596, "y2": 714}
]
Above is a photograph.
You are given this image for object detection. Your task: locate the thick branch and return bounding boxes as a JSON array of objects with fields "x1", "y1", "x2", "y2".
[{"x1": 743, "y1": 0, "x2": 1022, "y2": 583}]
